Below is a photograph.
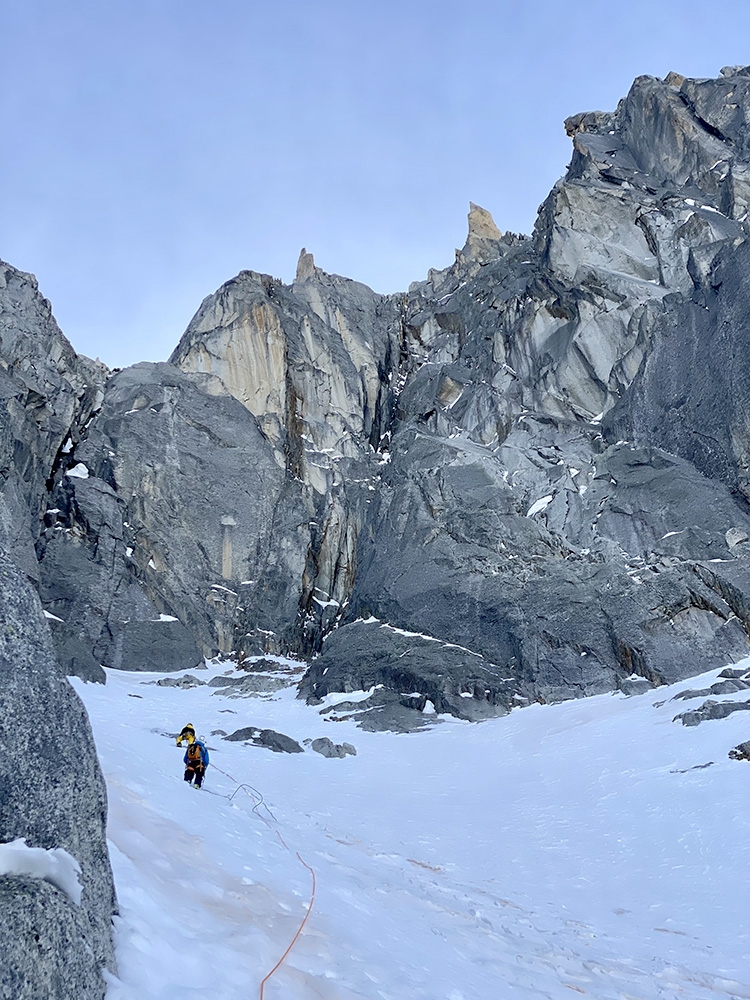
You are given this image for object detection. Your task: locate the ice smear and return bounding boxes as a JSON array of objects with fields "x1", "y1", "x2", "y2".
[
  {"x1": 526, "y1": 494, "x2": 554, "y2": 517},
  {"x1": 312, "y1": 597, "x2": 340, "y2": 609},
  {"x1": 66, "y1": 463, "x2": 89, "y2": 479},
  {"x1": 380, "y1": 623, "x2": 441, "y2": 642},
  {"x1": 0, "y1": 838, "x2": 82, "y2": 905},
  {"x1": 317, "y1": 686, "x2": 381, "y2": 709}
]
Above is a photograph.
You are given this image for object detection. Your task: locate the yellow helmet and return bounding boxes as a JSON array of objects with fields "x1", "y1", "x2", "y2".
[{"x1": 176, "y1": 723, "x2": 196, "y2": 745}]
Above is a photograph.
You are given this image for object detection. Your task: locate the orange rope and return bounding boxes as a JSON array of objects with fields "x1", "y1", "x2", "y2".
[
  {"x1": 208, "y1": 760, "x2": 318, "y2": 998},
  {"x1": 259, "y1": 851, "x2": 316, "y2": 1000}
]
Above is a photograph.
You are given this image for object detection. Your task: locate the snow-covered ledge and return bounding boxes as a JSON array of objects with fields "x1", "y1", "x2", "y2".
[{"x1": 0, "y1": 838, "x2": 82, "y2": 905}]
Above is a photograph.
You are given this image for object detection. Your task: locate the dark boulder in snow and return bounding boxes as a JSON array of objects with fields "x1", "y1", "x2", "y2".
[
  {"x1": 211, "y1": 673, "x2": 290, "y2": 696},
  {"x1": 729, "y1": 740, "x2": 750, "y2": 761},
  {"x1": 311, "y1": 737, "x2": 357, "y2": 758},
  {"x1": 672, "y1": 676, "x2": 750, "y2": 701},
  {"x1": 674, "y1": 698, "x2": 750, "y2": 726},
  {"x1": 224, "y1": 727, "x2": 304, "y2": 753},
  {"x1": 155, "y1": 673, "x2": 206, "y2": 688},
  {"x1": 719, "y1": 667, "x2": 750, "y2": 680},
  {"x1": 208, "y1": 674, "x2": 246, "y2": 687}
]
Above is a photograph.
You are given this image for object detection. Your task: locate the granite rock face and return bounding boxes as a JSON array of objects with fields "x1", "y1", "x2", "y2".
[
  {"x1": 303, "y1": 69, "x2": 750, "y2": 721},
  {"x1": 0, "y1": 264, "x2": 116, "y2": 995},
  {"x1": 0, "y1": 259, "x2": 106, "y2": 623},
  {"x1": 0, "y1": 538, "x2": 116, "y2": 999},
  {"x1": 8, "y1": 68, "x2": 750, "y2": 739},
  {"x1": 168, "y1": 259, "x2": 403, "y2": 656},
  {"x1": 6, "y1": 64, "x2": 750, "y2": 990},
  {"x1": 37, "y1": 361, "x2": 286, "y2": 667}
]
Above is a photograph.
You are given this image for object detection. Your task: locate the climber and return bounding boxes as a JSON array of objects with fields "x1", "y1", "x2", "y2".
[
  {"x1": 175, "y1": 723, "x2": 196, "y2": 747},
  {"x1": 183, "y1": 734, "x2": 210, "y2": 789}
]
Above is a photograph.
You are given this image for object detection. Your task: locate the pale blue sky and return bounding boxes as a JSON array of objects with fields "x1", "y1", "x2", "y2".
[{"x1": 3, "y1": 1, "x2": 750, "y2": 368}]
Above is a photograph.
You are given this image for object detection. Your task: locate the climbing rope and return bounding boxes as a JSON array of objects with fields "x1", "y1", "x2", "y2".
[
  {"x1": 207, "y1": 760, "x2": 317, "y2": 998},
  {"x1": 207, "y1": 764, "x2": 278, "y2": 822},
  {"x1": 259, "y1": 851, "x2": 316, "y2": 1000}
]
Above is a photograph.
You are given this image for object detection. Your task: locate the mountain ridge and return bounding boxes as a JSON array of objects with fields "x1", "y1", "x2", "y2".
[
  {"x1": 10, "y1": 68, "x2": 750, "y2": 729},
  {"x1": 5, "y1": 63, "x2": 750, "y2": 996}
]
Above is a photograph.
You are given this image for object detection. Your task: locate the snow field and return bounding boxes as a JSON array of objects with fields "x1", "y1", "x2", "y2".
[{"x1": 72, "y1": 658, "x2": 750, "y2": 1000}]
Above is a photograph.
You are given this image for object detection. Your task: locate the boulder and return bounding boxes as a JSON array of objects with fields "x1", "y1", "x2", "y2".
[
  {"x1": 207, "y1": 674, "x2": 245, "y2": 688},
  {"x1": 210, "y1": 674, "x2": 289, "y2": 696},
  {"x1": 674, "y1": 698, "x2": 750, "y2": 726},
  {"x1": 155, "y1": 674, "x2": 205, "y2": 689},
  {"x1": 311, "y1": 738, "x2": 357, "y2": 758},
  {"x1": 719, "y1": 667, "x2": 750, "y2": 680},
  {"x1": 672, "y1": 677, "x2": 750, "y2": 701},
  {"x1": 224, "y1": 727, "x2": 304, "y2": 753}
]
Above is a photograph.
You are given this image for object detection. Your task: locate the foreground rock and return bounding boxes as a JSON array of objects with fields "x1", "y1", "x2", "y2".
[{"x1": 0, "y1": 540, "x2": 116, "y2": 999}]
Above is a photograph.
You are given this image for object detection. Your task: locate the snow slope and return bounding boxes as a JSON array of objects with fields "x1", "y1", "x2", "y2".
[{"x1": 72, "y1": 658, "x2": 750, "y2": 1000}]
